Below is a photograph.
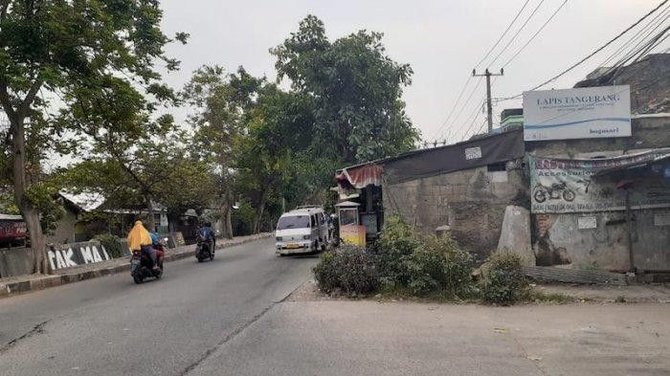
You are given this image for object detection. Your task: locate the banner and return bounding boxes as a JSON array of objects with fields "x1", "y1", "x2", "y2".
[
  {"x1": 529, "y1": 151, "x2": 670, "y2": 213},
  {"x1": 340, "y1": 224, "x2": 366, "y2": 247},
  {"x1": 523, "y1": 85, "x2": 631, "y2": 141}
]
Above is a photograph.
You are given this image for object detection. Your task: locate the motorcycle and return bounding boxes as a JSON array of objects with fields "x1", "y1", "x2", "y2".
[
  {"x1": 532, "y1": 181, "x2": 576, "y2": 203},
  {"x1": 195, "y1": 235, "x2": 214, "y2": 263},
  {"x1": 130, "y1": 246, "x2": 164, "y2": 284}
]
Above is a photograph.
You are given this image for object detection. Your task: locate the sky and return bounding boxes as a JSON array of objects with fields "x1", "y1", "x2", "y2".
[{"x1": 124, "y1": 1, "x2": 670, "y2": 146}]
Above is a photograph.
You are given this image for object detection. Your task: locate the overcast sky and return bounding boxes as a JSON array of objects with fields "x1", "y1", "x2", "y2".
[{"x1": 159, "y1": 0, "x2": 667, "y2": 145}]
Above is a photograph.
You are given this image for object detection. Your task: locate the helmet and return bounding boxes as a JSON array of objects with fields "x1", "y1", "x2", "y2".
[{"x1": 150, "y1": 232, "x2": 160, "y2": 246}]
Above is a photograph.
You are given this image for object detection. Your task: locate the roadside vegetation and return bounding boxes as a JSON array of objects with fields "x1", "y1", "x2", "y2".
[{"x1": 314, "y1": 216, "x2": 568, "y2": 306}]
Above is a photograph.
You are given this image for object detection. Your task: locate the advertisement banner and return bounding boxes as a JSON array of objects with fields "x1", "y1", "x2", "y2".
[
  {"x1": 529, "y1": 151, "x2": 670, "y2": 213},
  {"x1": 523, "y1": 85, "x2": 631, "y2": 141}
]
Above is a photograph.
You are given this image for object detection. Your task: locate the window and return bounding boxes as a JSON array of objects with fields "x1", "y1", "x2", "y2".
[
  {"x1": 487, "y1": 162, "x2": 506, "y2": 172},
  {"x1": 276, "y1": 215, "x2": 310, "y2": 230}
]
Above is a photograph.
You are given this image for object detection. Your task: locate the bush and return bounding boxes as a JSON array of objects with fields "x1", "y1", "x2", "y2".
[
  {"x1": 313, "y1": 251, "x2": 340, "y2": 294},
  {"x1": 95, "y1": 234, "x2": 124, "y2": 259},
  {"x1": 373, "y1": 217, "x2": 421, "y2": 288},
  {"x1": 406, "y1": 235, "x2": 474, "y2": 297},
  {"x1": 480, "y1": 252, "x2": 528, "y2": 305},
  {"x1": 313, "y1": 245, "x2": 380, "y2": 296}
]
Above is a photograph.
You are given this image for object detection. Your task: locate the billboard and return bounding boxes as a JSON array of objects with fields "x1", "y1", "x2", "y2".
[
  {"x1": 528, "y1": 151, "x2": 670, "y2": 214},
  {"x1": 523, "y1": 85, "x2": 631, "y2": 141}
]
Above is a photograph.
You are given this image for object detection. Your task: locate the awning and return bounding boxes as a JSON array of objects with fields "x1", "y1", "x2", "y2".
[{"x1": 336, "y1": 164, "x2": 383, "y2": 189}]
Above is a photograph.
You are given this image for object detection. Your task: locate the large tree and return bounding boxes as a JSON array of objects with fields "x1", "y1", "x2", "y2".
[
  {"x1": 0, "y1": 0, "x2": 186, "y2": 273},
  {"x1": 182, "y1": 65, "x2": 263, "y2": 238},
  {"x1": 271, "y1": 15, "x2": 420, "y2": 164}
]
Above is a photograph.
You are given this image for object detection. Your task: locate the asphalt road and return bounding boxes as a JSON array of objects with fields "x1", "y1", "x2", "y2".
[{"x1": 0, "y1": 238, "x2": 318, "y2": 376}]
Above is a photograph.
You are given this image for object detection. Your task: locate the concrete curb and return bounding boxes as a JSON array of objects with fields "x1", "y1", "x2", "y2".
[{"x1": 0, "y1": 233, "x2": 272, "y2": 299}]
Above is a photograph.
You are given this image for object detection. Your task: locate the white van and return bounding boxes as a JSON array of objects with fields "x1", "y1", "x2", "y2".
[{"x1": 275, "y1": 207, "x2": 329, "y2": 255}]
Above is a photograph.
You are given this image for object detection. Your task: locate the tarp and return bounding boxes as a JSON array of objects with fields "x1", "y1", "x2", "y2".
[
  {"x1": 336, "y1": 164, "x2": 383, "y2": 189},
  {"x1": 384, "y1": 128, "x2": 524, "y2": 184}
]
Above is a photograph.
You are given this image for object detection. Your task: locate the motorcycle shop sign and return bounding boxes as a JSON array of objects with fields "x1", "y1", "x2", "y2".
[
  {"x1": 523, "y1": 85, "x2": 631, "y2": 141},
  {"x1": 529, "y1": 152, "x2": 670, "y2": 214},
  {"x1": 47, "y1": 241, "x2": 112, "y2": 270}
]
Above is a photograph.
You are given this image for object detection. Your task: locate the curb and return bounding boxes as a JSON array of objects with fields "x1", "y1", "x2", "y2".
[{"x1": 0, "y1": 234, "x2": 272, "y2": 299}]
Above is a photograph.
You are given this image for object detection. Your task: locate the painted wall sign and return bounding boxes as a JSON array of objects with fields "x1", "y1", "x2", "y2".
[
  {"x1": 47, "y1": 241, "x2": 112, "y2": 270},
  {"x1": 529, "y1": 151, "x2": 670, "y2": 214},
  {"x1": 523, "y1": 85, "x2": 631, "y2": 141}
]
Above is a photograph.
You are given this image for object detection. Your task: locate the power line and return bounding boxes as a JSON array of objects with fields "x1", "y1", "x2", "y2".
[
  {"x1": 502, "y1": 0, "x2": 570, "y2": 69},
  {"x1": 438, "y1": 78, "x2": 483, "y2": 139},
  {"x1": 525, "y1": 0, "x2": 669, "y2": 92},
  {"x1": 499, "y1": 0, "x2": 670, "y2": 100},
  {"x1": 488, "y1": 0, "x2": 548, "y2": 67},
  {"x1": 474, "y1": 0, "x2": 532, "y2": 69},
  {"x1": 599, "y1": 4, "x2": 670, "y2": 67},
  {"x1": 432, "y1": 76, "x2": 473, "y2": 140}
]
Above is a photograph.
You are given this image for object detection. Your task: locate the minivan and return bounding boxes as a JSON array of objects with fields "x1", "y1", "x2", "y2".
[{"x1": 275, "y1": 207, "x2": 329, "y2": 256}]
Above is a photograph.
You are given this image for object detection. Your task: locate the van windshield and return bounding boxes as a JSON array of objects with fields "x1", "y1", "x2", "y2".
[{"x1": 277, "y1": 215, "x2": 310, "y2": 230}]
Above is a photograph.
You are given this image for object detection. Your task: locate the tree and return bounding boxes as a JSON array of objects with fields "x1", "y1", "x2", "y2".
[
  {"x1": 0, "y1": 1, "x2": 186, "y2": 273},
  {"x1": 182, "y1": 66, "x2": 263, "y2": 238},
  {"x1": 271, "y1": 15, "x2": 420, "y2": 164},
  {"x1": 236, "y1": 85, "x2": 315, "y2": 233}
]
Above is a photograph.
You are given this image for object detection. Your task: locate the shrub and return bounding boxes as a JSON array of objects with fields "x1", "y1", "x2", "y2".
[
  {"x1": 480, "y1": 252, "x2": 528, "y2": 305},
  {"x1": 406, "y1": 235, "x2": 474, "y2": 297},
  {"x1": 313, "y1": 245, "x2": 380, "y2": 296},
  {"x1": 313, "y1": 250, "x2": 340, "y2": 294},
  {"x1": 373, "y1": 217, "x2": 421, "y2": 288},
  {"x1": 95, "y1": 234, "x2": 124, "y2": 259}
]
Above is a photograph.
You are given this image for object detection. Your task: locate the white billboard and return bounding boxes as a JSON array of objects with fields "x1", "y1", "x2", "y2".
[{"x1": 523, "y1": 85, "x2": 631, "y2": 141}]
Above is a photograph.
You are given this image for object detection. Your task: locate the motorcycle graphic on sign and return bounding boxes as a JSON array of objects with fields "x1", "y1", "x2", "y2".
[{"x1": 532, "y1": 181, "x2": 576, "y2": 203}]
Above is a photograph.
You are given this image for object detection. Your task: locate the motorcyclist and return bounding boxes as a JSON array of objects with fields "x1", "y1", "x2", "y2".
[
  {"x1": 197, "y1": 221, "x2": 216, "y2": 255},
  {"x1": 127, "y1": 220, "x2": 159, "y2": 271},
  {"x1": 150, "y1": 232, "x2": 165, "y2": 268}
]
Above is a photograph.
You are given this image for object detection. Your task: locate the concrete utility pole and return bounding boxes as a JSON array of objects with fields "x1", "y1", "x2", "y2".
[{"x1": 472, "y1": 68, "x2": 504, "y2": 133}]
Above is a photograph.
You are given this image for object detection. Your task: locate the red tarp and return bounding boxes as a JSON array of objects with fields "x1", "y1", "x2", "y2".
[{"x1": 336, "y1": 164, "x2": 383, "y2": 189}]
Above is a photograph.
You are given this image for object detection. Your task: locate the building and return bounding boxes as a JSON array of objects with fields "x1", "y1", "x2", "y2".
[{"x1": 335, "y1": 129, "x2": 526, "y2": 260}]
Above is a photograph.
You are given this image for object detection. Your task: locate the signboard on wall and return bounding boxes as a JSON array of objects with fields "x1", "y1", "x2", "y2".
[
  {"x1": 523, "y1": 85, "x2": 631, "y2": 141},
  {"x1": 47, "y1": 241, "x2": 112, "y2": 270},
  {"x1": 528, "y1": 152, "x2": 670, "y2": 214}
]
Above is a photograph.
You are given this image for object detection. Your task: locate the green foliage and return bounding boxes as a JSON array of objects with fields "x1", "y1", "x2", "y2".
[
  {"x1": 95, "y1": 234, "x2": 124, "y2": 259},
  {"x1": 406, "y1": 236, "x2": 474, "y2": 297},
  {"x1": 313, "y1": 245, "x2": 380, "y2": 296},
  {"x1": 373, "y1": 217, "x2": 421, "y2": 287},
  {"x1": 480, "y1": 252, "x2": 529, "y2": 305},
  {"x1": 271, "y1": 15, "x2": 420, "y2": 163}
]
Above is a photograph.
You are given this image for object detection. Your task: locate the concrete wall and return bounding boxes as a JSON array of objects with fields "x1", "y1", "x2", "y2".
[
  {"x1": 0, "y1": 247, "x2": 34, "y2": 277},
  {"x1": 534, "y1": 208, "x2": 670, "y2": 272},
  {"x1": 383, "y1": 159, "x2": 528, "y2": 259},
  {"x1": 528, "y1": 115, "x2": 670, "y2": 272}
]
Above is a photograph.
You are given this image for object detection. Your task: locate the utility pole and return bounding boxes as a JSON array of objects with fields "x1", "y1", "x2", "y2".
[{"x1": 472, "y1": 68, "x2": 504, "y2": 133}]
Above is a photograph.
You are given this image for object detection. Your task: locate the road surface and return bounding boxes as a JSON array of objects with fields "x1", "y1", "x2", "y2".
[
  {"x1": 0, "y1": 238, "x2": 317, "y2": 375},
  {"x1": 2, "y1": 238, "x2": 669, "y2": 376}
]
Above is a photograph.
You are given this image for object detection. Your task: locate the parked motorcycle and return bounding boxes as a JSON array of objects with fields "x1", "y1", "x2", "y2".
[
  {"x1": 130, "y1": 248, "x2": 164, "y2": 284},
  {"x1": 533, "y1": 182, "x2": 576, "y2": 203},
  {"x1": 195, "y1": 235, "x2": 214, "y2": 263}
]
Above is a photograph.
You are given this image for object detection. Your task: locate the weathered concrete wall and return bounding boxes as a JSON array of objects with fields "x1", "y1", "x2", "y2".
[
  {"x1": 525, "y1": 116, "x2": 670, "y2": 158},
  {"x1": 0, "y1": 247, "x2": 33, "y2": 277},
  {"x1": 383, "y1": 159, "x2": 528, "y2": 259},
  {"x1": 533, "y1": 208, "x2": 670, "y2": 272},
  {"x1": 528, "y1": 115, "x2": 670, "y2": 272}
]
